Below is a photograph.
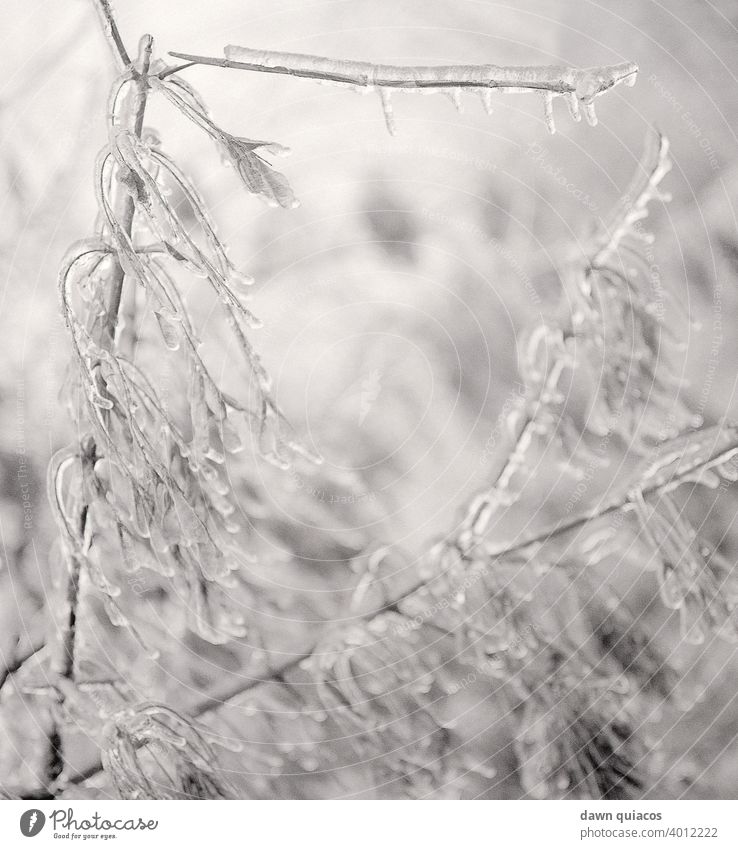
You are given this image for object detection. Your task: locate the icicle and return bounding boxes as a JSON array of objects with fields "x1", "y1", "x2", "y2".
[
  {"x1": 479, "y1": 88, "x2": 494, "y2": 115},
  {"x1": 379, "y1": 88, "x2": 396, "y2": 135},
  {"x1": 89, "y1": 389, "x2": 114, "y2": 410},
  {"x1": 155, "y1": 310, "x2": 180, "y2": 350},
  {"x1": 445, "y1": 88, "x2": 463, "y2": 113},
  {"x1": 583, "y1": 101, "x2": 598, "y2": 127},
  {"x1": 104, "y1": 597, "x2": 130, "y2": 628},
  {"x1": 565, "y1": 91, "x2": 581, "y2": 122},
  {"x1": 87, "y1": 558, "x2": 121, "y2": 599},
  {"x1": 542, "y1": 91, "x2": 555, "y2": 134},
  {"x1": 221, "y1": 416, "x2": 245, "y2": 454},
  {"x1": 228, "y1": 268, "x2": 254, "y2": 290}
]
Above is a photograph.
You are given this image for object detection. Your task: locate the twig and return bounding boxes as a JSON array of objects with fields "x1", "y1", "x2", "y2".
[
  {"x1": 92, "y1": 0, "x2": 132, "y2": 69},
  {"x1": 101, "y1": 33, "x2": 154, "y2": 343},
  {"x1": 41, "y1": 6, "x2": 154, "y2": 796},
  {"x1": 590, "y1": 132, "x2": 671, "y2": 270},
  {"x1": 456, "y1": 367, "x2": 563, "y2": 553},
  {"x1": 0, "y1": 640, "x2": 45, "y2": 692},
  {"x1": 164, "y1": 48, "x2": 637, "y2": 101},
  {"x1": 453, "y1": 131, "x2": 670, "y2": 553},
  {"x1": 45, "y1": 442, "x2": 95, "y2": 791}
]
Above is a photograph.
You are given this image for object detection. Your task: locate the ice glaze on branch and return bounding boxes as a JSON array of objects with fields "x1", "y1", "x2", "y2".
[
  {"x1": 93, "y1": 0, "x2": 133, "y2": 69},
  {"x1": 49, "y1": 421, "x2": 738, "y2": 795},
  {"x1": 165, "y1": 47, "x2": 638, "y2": 133},
  {"x1": 590, "y1": 132, "x2": 672, "y2": 270}
]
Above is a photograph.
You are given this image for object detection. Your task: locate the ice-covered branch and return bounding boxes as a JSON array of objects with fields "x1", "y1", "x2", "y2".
[
  {"x1": 100, "y1": 34, "x2": 153, "y2": 343},
  {"x1": 92, "y1": 0, "x2": 133, "y2": 69},
  {"x1": 456, "y1": 132, "x2": 672, "y2": 551},
  {"x1": 165, "y1": 47, "x2": 638, "y2": 133},
  {"x1": 41, "y1": 14, "x2": 154, "y2": 798},
  {"x1": 50, "y1": 421, "x2": 738, "y2": 795},
  {"x1": 590, "y1": 131, "x2": 671, "y2": 270}
]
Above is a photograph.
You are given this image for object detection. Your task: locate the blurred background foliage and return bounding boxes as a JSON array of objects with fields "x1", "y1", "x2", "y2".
[{"x1": 1, "y1": 0, "x2": 738, "y2": 797}]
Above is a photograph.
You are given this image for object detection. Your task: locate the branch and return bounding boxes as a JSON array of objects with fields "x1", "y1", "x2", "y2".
[
  {"x1": 165, "y1": 48, "x2": 637, "y2": 131},
  {"x1": 0, "y1": 640, "x2": 45, "y2": 692},
  {"x1": 101, "y1": 34, "x2": 154, "y2": 343},
  {"x1": 485, "y1": 424, "x2": 738, "y2": 559},
  {"x1": 41, "y1": 12, "x2": 154, "y2": 797},
  {"x1": 45, "y1": 443, "x2": 95, "y2": 791},
  {"x1": 167, "y1": 47, "x2": 636, "y2": 94},
  {"x1": 42, "y1": 424, "x2": 735, "y2": 796},
  {"x1": 456, "y1": 366, "x2": 564, "y2": 553},
  {"x1": 590, "y1": 131, "x2": 671, "y2": 270},
  {"x1": 181, "y1": 427, "x2": 738, "y2": 705},
  {"x1": 91, "y1": 0, "x2": 132, "y2": 69}
]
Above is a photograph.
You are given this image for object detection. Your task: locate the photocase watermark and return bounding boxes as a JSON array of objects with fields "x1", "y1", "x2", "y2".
[
  {"x1": 358, "y1": 369, "x2": 382, "y2": 426},
  {"x1": 39, "y1": 807, "x2": 159, "y2": 837},
  {"x1": 693, "y1": 267, "x2": 724, "y2": 423},
  {"x1": 563, "y1": 409, "x2": 622, "y2": 514},
  {"x1": 259, "y1": 278, "x2": 335, "y2": 343},
  {"x1": 419, "y1": 208, "x2": 541, "y2": 306},
  {"x1": 394, "y1": 567, "x2": 488, "y2": 635},
  {"x1": 649, "y1": 74, "x2": 720, "y2": 171},
  {"x1": 525, "y1": 142, "x2": 599, "y2": 213},
  {"x1": 286, "y1": 463, "x2": 378, "y2": 505},
  {"x1": 16, "y1": 380, "x2": 34, "y2": 531},
  {"x1": 447, "y1": 623, "x2": 538, "y2": 694},
  {"x1": 364, "y1": 139, "x2": 498, "y2": 173},
  {"x1": 479, "y1": 382, "x2": 527, "y2": 465}
]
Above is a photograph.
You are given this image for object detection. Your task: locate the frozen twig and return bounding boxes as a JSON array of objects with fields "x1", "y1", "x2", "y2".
[
  {"x1": 92, "y1": 0, "x2": 133, "y2": 69},
  {"x1": 590, "y1": 131, "x2": 671, "y2": 270},
  {"x1": 42, "y1": 5, "x2": 154, "y2": 796},
  {"x1": 164, "y1": 47, "x2": 638, "y2": 133},
  {"x1": 167, "y1": 47, "x2": 636, "y2": 96},
  {"x1": 100, "y1": 33, "x2": 154, "y2": 343}
]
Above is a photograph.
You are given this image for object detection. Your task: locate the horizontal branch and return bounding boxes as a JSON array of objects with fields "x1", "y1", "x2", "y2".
[
  {"x1": 489, "y1": 429, "x2": 738, "y2": 562},
  {"x1": 166, "y1": 47, "x2": 637, "y2": 101}
]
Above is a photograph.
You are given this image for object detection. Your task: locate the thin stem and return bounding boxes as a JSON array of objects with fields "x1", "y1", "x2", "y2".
[
  {"x1": 163, "y1": 49, "x2": 637, "y2": 100},
  {"x1": 42, "y1": 13, "x2": 154, "y2": 797},
  {"x1": 101, "y1": 34, "x2": 153, "y2": 344},
  {"x1": 162, "y1": 61, "x2": 196, "y2": 77},
  {"x1": 0, "y1": 640, "x2": 45, "y2": 692},
  {"x1": 54, "y1": 520, "x2": 88, "y2": 680},
  {"x1": 45, "y1": 441, "x2": 94, "y2": 792},
  {"x1": 92, "y1": 0, "x2": 132, "y2": 69},
  {"x1": 591, "y1": 132, "x2": 670, "y2": 270},
  {"x1": 456, "y1": 367, "x2": 565, "y2": 553}
]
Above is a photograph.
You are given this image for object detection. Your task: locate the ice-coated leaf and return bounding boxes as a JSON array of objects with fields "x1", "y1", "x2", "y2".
[
  {"x1": 224, "y1": 136, "x2": 298, "y2": 208},
  {"x1": 152, "y1": 79, "x2": 299, "y2": 209},
  {"x1": 154, "y1": 310, "x2": 180, "y2": 351},
  {"x1": 102, "y1": 702, "x2": 233, "y2": 799}
]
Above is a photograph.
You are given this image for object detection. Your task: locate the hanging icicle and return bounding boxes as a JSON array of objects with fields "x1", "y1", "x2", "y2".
[{"x1": 378, "y1": 88, "x2": 396, "y2": 135}]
